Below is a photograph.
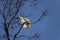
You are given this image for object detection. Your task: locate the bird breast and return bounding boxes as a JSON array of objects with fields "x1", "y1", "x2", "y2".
[{"x1": 20, "y1": 19, "x2": 26, "y2": 24}]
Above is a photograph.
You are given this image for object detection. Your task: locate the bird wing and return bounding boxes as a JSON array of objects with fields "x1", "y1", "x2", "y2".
[
  {"x1": 20, "y1": 18, "x2": 25, "y2": 24},
  {"x1": 24, "y1": 18, "x2": 30, "y2": 29},
  {"x1": 23, "y1": 18, "x2": 30, "y2": 23}
]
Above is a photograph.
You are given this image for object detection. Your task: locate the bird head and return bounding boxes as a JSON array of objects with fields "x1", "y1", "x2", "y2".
[{"x1": 19, "y1": 16, "x2": 23, "y2": 19}]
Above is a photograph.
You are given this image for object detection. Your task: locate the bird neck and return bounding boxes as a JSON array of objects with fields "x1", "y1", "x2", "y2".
[{"x1": 21, "y1": 17, "x2": 24, "y2": 20}]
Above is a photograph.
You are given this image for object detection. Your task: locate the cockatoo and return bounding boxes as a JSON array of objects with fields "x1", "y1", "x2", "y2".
[{"x1": 19, "y1": 16, "x2": 30, "y2": 29}]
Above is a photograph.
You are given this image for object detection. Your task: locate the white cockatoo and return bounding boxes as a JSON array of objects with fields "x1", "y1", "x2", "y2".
[{"x1": 19, "y1": 16, "x2": 30, "y2": 29}]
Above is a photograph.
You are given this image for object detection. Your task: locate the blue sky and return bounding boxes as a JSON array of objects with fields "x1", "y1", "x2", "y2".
[
  {"x1": 0, "y1": 0, "x2": 60, "y2": 40},
  {"x1": 40, "y1": 0, "x2": 60, "y2": 40}
]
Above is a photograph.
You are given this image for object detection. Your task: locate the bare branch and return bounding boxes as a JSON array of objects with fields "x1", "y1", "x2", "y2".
[
  {"x1": 10, "y1": 33, "x2": 41, "y2": 40},
  {"x1": 31, "y1": 10, "x2": 47, "y2": 24},
  {"x1": 4, "y1": 29, "x2": 10, "y2": 40},
  {"x1": 3, "y1": 17, "x2": 10, "y2": 40},
  {"x1": 7, "y1": 0, "x2": 21, "y2": 29},
  {"x1": 0, "y1": 9, "x2": 5, "y2": 18},
  {"x1": 13, "y1": 26, "x2": 23, "y2": 40}
]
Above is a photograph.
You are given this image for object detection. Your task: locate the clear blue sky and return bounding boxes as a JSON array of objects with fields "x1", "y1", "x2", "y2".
[{"x1": 0, "y1": 0, "x2": 60, "y2": 40}]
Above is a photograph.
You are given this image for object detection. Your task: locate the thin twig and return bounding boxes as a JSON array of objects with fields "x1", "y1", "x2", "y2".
[{"x1": 13, "y1": 26, "x2": 23, "y2": 40}]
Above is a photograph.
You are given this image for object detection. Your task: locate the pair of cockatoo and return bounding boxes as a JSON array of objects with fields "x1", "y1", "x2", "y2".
[{"x1": 19, "y1": 16, "x2": 30, "y2": 29}]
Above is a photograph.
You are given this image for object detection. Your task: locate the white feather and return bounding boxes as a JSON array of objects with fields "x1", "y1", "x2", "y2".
[{"x1": 19, "y1": 16, "x2": 30, "y2": 29}]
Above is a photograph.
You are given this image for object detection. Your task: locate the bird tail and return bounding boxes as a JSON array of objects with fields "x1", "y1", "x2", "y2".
[
  {"x1": 28, "y1": 23, "x2": 30, "y2": 29},
  {"x1": 23, "y1": 24, "x2": 27, "y2": 28}
]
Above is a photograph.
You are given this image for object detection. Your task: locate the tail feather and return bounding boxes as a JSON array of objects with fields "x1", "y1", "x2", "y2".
[{"x1": 28, "y1": 23, "x2": 30, "y2": 29}]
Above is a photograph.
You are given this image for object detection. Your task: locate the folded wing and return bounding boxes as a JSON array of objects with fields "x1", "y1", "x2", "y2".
[{"x1": 24, "y1": 18, "x2": 30, "y2": 29}]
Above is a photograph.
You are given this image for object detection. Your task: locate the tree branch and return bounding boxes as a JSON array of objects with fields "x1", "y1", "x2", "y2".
[
  {"x1": 7, "y1": 0, "x2": 21, "y2": 29},
  {"x1": 13, "y1": 26, "x2": 23, "y2": 40},
  {"x1": 0, "y1": 9, "x2": 5, "y2": 18},
  {"x1": 4, "y1": 29, "x2": 10, "y2": 40},
  {"x1": 10, "y1": 33, "x2": 40, "y2": 40},
  {"x1": 3, "y1": 15, "x2": 10, "y2": 40},
  {"x1": 31, "y1": 10, "x2": 47, "y2": 24}
]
